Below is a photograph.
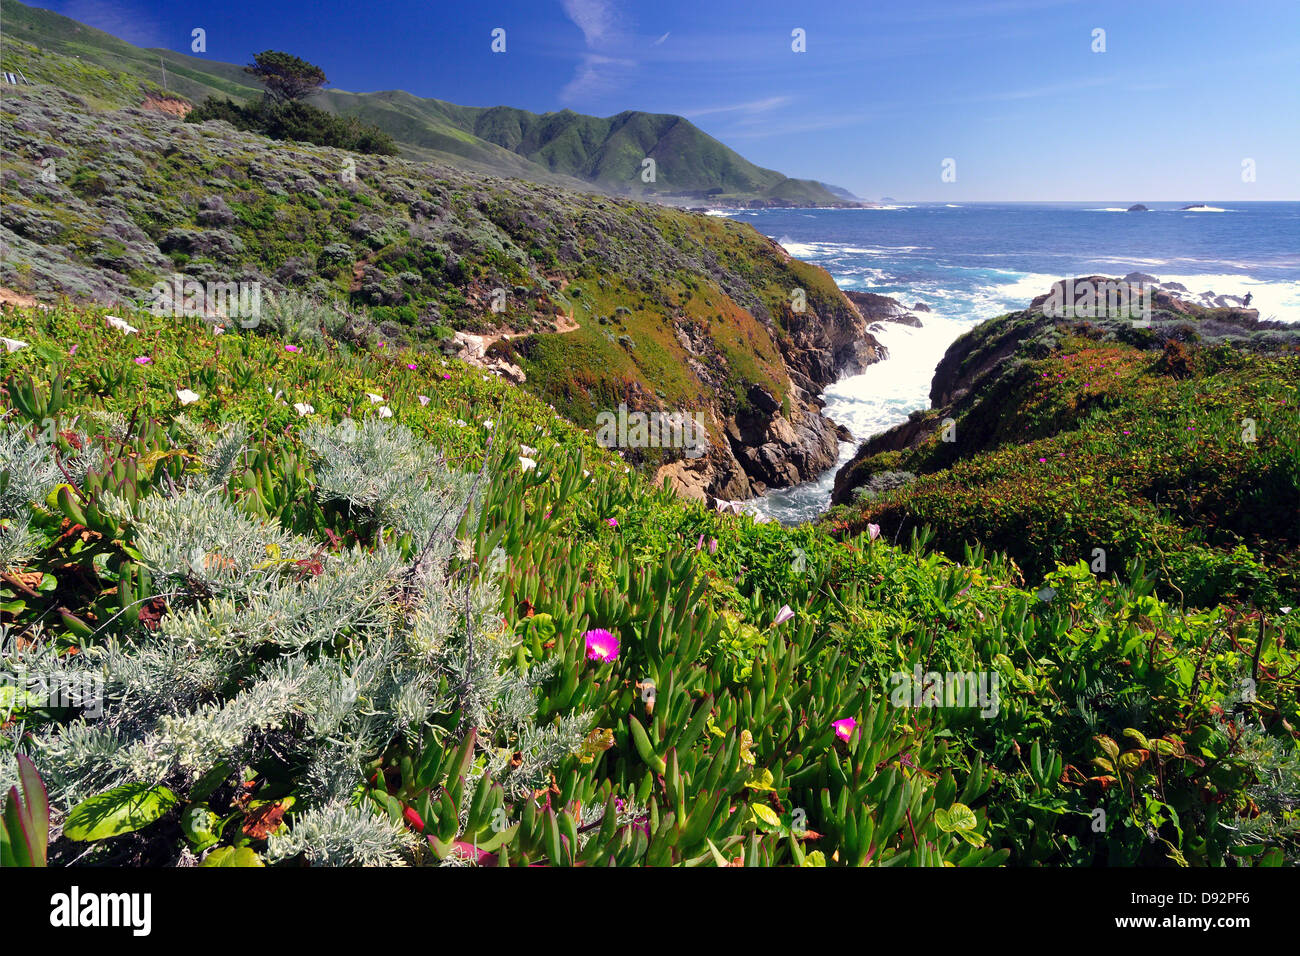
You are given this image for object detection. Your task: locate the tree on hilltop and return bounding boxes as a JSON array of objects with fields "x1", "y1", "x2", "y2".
[{"x1": 245, "y1": 50, "x2": 327, "y2": 103}]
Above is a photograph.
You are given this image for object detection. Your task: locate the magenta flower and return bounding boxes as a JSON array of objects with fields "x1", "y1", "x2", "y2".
[
  {"x1": 773, "y1": 605, "x2": 795, "y2": 626},
  {"x1": 708, "y1": 537, "x2": 718, "y2": 554},
  {"x1": 284, "y1": 344, "x2": 300, "y2": 353},
  {"x1": 833, "y1": 718, "x2": 857, "y2": 741},
  {"x1": 133, "y1": 356, "x2": 151, "y2": 365},
  {"x1": 867, "y1": 523, "x2": 881, "y2": 541},
  {"x1": 606, "y1": 517, "x2": 618, "y2": 528},
  {"x1": 69, "y1": 345, "x2": 78, "y2": 355},
  {"x1": 407, "y1": 363, "x2": 417, "y2": 370},
  {"x1": 584, "y1": 628, "x2": 620, "y2": 662}
]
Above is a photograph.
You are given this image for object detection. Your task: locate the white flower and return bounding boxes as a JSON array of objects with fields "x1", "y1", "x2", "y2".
[
  {"x1": 454, "y1": 419, "x2": 468, "y2": 427},
  {"x1": 294, "y1": 402, "x2": 314, "y2": 416},
  {"x1": 583, "y1": 469, "x2": 590, "y2": 477},
  {"x1": 378, "y1": 406, "x2": 393, "y2": 419},
  {"x1": 483, "y1": 419, "x2": 494, "y2": 430},
  {"x1": 520, "y1": 444, "x2": 536, "y2": 456},
  {"x1": 176, "y1": 388, "x2": 200, "y2": 405},
  {"x1": 105, "y1": 315, "x2": 138, "y2": 334},
  {"x1": 366, "y1": 392, "x2": 384, "y2": 404},
  {"x1": 418, "y1": 395, "x2": 430, "y2": 406},
  {"x1": 213, "y1": 325, "x2": 225, "y2": 336},
  {"x1": 519, "y1": 456, "x2": 537, "y2": 472},
  {"x1": 1, "y1": 337, "x2": 28, "y2": 352}
]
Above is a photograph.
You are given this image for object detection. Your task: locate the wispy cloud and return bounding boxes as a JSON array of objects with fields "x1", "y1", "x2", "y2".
[
  {"x1": 559, "y1": 0, "x2": 634, "y2": 104},
  {"x1": 561, "y1": 53, "x2": 638, "y2": 102},
  {"x1": 561, "y1": 0, "x2": 617, "y2": 46},
  {"x1": 653, "y1": 32, "x2": 670, "y2": 46},
  {"x1": 58, "y1": 0, "x2": 166, "y2": 48},
  {"x1": 680, "y1": 96, "x2": 794, "y2": 118},
  {"x1": 947, "y1": 76, "x2": 1110, "y2": 104}
]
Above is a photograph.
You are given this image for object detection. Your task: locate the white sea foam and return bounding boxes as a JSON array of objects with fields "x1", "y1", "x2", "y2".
[
  {"x1": 743, "y1": 310, "x2": 972, "y2": 524},
  {"x1": 1155, "y1": 273, "x2": 1300, "y2": 322}
]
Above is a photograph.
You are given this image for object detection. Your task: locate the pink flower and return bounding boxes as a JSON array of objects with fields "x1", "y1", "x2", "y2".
[
  {"x1": 442, "y1": 374, "x2": 452, "y2": 380},
  {"x1": 407, "y1": 363, "x2": 417, "y2": 370},
  {"x1": 773, "y1": 605, "x2": 795, "y2": 626},
  {"x1": 584, "y1": 628, "x2": 619, "y2": 662},
  {"x1": 1038, "y1": 457, "x2": 1047, "y2": 463},
  {"x1": 867, "y1": 523, "x2": 881, "y2": 541},
  {"x1": 708, "y1": 538, "x2": 718, "y2": 554},
  {"x1": 285, "y1": 344, "x2": 300, "y2": 353},
  {"x1": 69, "y1": 345, "x2": 78, "y2": 355},
  {"x1": 133, "y1": 356, "x2": 151, "y2": 365},
  {"x1": 606, "y1": 518, "x2": 618, "y2": 528},
  {"x1": 833, "y1": 718, "x2": 857, "y2": 741}
]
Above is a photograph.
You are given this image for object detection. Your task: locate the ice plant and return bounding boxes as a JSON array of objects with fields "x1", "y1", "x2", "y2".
[
  {"x1": 519, "y1": 456, "x2": 537, "y2": 472},
  {"x1": 1, "y1": 337, "x2": 28, "y2": 352},
  {"x1": 773, "y1": 605, "x2": 794, "y2": 626},
  {"x1": 867, "y1": 523, "x2": 881, "y2": 541},
  {"x1": 293, "y1": 402, "x2": 314, "y2": 417},
  {"x1": 833, "y1": 718, "x2": 857, "y2": 741},
  {"x1": 134, "y1": 356, "x2": 151, "y2": 365},
  {"x1": 418, "y1": 395, "x2": 430, "y2": 406},
  {"x1": 403, "y1": 806, "x2": 425, "y2": 832},
  {"x1": 176, "y1": 388, "x2": 200, "y2": 405},
  {"x1": 284, "y1": 344, "x2": 300, "y2": 353},
  {"x1": 606, "y1": 517, "x2": 618, "y2": 528},
  {"x1": 105, "y1": 315, "x2": 138, "y2": 334},
  {"x1": 584, "y1": 628, "x2": 619, "y2": 662}
]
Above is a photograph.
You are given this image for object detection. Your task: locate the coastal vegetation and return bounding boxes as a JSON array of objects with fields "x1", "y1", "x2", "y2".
[
  {"x1": 2, "y1": 1, "x2": 1297, "y2": 870},
  {"x1": 2, "y1": 300, "x2": 1297, "y2": 866}
]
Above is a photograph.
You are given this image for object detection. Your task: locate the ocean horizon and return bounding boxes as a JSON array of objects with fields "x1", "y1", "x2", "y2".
[{"x1": 728, "y1": 201, "x2": 1300, "y2": 522}]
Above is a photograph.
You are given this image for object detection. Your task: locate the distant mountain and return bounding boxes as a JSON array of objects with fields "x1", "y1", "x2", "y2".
[
  {"x1": 1, "y1": 0, "x2": 853, "y2": 206},
  {"x1": 823, "y1": 184, "x2": 861, "y2": 201}
]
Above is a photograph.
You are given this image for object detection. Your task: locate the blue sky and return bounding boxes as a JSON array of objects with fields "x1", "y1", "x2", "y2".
[{"x1": 38, "y1": 0, "x2": 1300, "y2": 200}]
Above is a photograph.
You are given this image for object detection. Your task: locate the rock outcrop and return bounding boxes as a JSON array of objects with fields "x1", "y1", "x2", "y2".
[{"x1": 832, "y1": 275, "x2": 1289, "y2": 506}]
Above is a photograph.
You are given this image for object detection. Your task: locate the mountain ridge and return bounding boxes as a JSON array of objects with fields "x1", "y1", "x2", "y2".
[{"x1": 0, "y1": 0, "x2": 857, "y2": 205}]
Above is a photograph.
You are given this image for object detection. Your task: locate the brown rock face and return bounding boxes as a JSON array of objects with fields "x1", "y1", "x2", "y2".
[{"x1": 140, "y1": 94, "x2": 192, "y2": 118}]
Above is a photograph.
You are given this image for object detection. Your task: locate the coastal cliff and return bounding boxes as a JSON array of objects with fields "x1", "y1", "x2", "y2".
[{"x1": 0, "y1": 79, "x2": 883, "y2": 502}]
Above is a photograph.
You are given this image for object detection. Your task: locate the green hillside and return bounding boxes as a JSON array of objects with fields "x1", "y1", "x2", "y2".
[{"x1": 0, "y1": 0, "x2": 847, "y2": 204}]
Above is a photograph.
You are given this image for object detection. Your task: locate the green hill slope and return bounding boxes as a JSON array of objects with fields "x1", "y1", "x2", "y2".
[{"x1": 1, "y1": 0, "x2": 848, "y2": 204}]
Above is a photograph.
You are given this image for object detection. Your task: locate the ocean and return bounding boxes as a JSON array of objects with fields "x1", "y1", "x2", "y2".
[{"x1": 707, "y1": 201, "x2": 1300, "y2": 524}]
